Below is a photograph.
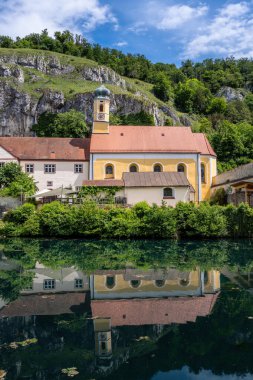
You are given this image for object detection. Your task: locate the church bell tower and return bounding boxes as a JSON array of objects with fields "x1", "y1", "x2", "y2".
[{"x1": 93, "y1": 85, "x2": 110, "y2": 134}]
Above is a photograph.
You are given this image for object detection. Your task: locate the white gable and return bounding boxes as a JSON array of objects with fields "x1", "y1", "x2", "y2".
[{"x1": 0, "y1": 145, "x2": 16, "y2": 160}]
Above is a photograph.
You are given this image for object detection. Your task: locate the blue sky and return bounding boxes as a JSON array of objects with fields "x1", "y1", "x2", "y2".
[{"x1": 0, "y1": 0, "x2": 253, "y2": 65}]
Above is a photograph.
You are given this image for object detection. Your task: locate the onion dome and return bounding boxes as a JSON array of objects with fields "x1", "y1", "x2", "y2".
[{"x1": 94, "y1": 85, "x2": 111, "y2": 99}]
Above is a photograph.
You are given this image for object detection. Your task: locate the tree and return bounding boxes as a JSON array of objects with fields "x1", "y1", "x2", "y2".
[
  {"x1": 153, "y1": 72, "x2": 173, "y2": 101},
  {"x1": 175, "y1": 79, "x2": 212, "y2": 114},
  {"x1": 0, "y1": 162, "x2": 36, "y2": 197},
  {"x1": 207, "y1": 97, "x2": 227, "y2": 115},
  {"x1": 32, "y1": 109, "x2": 88, "y2": 137}
]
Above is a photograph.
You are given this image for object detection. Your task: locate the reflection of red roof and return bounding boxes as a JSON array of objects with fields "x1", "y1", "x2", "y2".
[
  {"x1": 0, "y1": 137, "x2": 90, "y2": 161},
  {"x1": 90, "y1": 126, "x2": 216, "y2": 156},
  {"x1": 0, "y1": 293, "x2": 88, "y2": 317},
  {"x1": 91, "y1": 294, "x2": 219, "y2": 326}
]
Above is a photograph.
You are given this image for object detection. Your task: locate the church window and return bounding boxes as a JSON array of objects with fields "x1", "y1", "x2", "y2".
[
  {"x1": 177, "y1": 164, "x2": 186, "y2": 174},
  {"x1": 163, "y1": 188, "x2": 174, "y2": 198},
  {"x1": 155, "y1": 280, "x2": 165, "y2": 287},
  {"x1": 99, "y1": 103, "x2": 104, "y2": 112},
  {"x1": 105, "y1": 164, "x2": 114, "y2": 178},
  {"x1": 129, "y1": 164, "x2": 138, "y2": 172},
  {"x1": 201, "y1": 163, "x2": 206, "y2": 183},
  {"x1": 180, "y1": 278, "x2": 190, "y2": 287},
  {"x1": 106, "y1": 275, "x2": 116, "y2": 289},
  {"x1": 130, "y1": 280, "x2": 141, "y2": 288},
  {"x1": 154, "y1": 163, "x2": 162, "y2": 172}
]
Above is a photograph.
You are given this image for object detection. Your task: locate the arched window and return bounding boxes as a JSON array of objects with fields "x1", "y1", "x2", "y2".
[
  {"x1": 201, "y1": 163, "x2": 206, "y2": 183},
  {"x1": 105, "y1": 164, "x2": 114, "y2": 178},
  {"x1": 106, "y1": 275, "x2": 115, "y2": 289},
  {"x1": 177, "y1": 164, "x2": 186, "y2": 174},
  {"x1": 129, "y1": 164, "x2": 138, "y2": 173},
  {"x1": 180, "y1": 278, "x2": 190, "y2": 287},
  {"x1": 130, "y1": 280, "x2": 141, "y2": 288},
  {"x1": 99, "y1": 103, "x2": 104, "y2": 112},
  {"x1": 154, "y1": 163, "x2": 162, "y2": 172},
  {"x1": 155, "y1": 280, "x2": 165, "y2": 288},
  {"x1": 163, "y1": 188, "x2": 173, "y2": 198}
]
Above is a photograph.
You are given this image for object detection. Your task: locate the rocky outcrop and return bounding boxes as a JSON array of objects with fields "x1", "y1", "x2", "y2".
[
  {"x1": 0, "y1": 50, "x2": 186, "y2": 135},
  {"x1": 216, "y1": 86, "x2": 245, "y2": 102},
  {"x1": 0, "y1": 64, "x2": 24, "y2": 83}
]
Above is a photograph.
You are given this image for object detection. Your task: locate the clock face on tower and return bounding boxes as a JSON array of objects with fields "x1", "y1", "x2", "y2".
[{"x1": 97, "y1": 113, "x2": 105, "y2": 121}]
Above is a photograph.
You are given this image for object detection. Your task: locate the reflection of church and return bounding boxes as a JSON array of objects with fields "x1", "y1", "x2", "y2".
[{"x1": 0, "y1": 266, "x2": 220, "y2": 374}]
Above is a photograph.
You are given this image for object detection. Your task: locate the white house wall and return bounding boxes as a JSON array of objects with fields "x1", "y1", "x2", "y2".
[
  {"x1": 20, "y1": 161, "x2": 89, "y2": 192},
  {"x1": 21, "y1": 269, "x2": 89, "y2": 294},
  {"x1": 0, "y1": 146, "x2": 18, "y2": 161},
  {"x1": 124, "y1": 186, "x2": 190, "y2": 207}
]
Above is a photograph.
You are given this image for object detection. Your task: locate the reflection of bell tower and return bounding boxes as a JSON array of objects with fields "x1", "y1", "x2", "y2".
[
  {"x1": 93, "y1": 85, "x2": 110, "y2": 134},
  {"x1": 93, "y1": 317, "x2": 112, "y2": 367}
]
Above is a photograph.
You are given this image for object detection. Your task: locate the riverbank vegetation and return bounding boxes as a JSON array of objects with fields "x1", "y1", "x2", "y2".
[{"x1": 1, "y1": 201, "x2": 252, "y2": 239}]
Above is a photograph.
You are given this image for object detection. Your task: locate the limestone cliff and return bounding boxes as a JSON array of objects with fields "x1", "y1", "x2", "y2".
[{"x1": 0, "y1": 49, "x2": 190, "y2": 136}]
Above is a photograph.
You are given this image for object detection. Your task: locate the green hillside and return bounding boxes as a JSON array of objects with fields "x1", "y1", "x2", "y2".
[{"x1": 0, "y1": 30, "x2": 253, "y2": 172}]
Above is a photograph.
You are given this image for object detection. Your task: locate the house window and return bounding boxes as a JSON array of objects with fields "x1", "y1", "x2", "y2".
[
  {"x1": 74, "y1": 164, "x2": 83, "y2": 173},
  {"x1": 43, "y1": 279, "x2": 55, "y2": 290},
  {"x1": 105, "y1": 164, "x2": 114, "y2": 178},
  {"x1": 201, "y1": 163, "x2": 206, "y2": 183},
  {"x1": 0, "y1": 162, "x2": 5, "y2": 168},
  {"x1": 154, "y1": 163, "x2": 162, "y2": 172},
  {"x1": 129, "y1": 164, "x2": 138, "y2": 172},
  {"x1": 163, "y1": 188, "x2": 174, "y2": 198},
  {"x1": 47, "y1": 181, "x2": 53, "y2": 187},
  {"x1": 177, "y1": 164, "x2": 186, "y2": 174},
  {"x1": 44, "y1": 164, "x2": 56, "y2": 173},
  {"x1": 106, "y1": 275, "x2": 116, "y2": 289},
  {"x1": 74, "y1": 279, "x2": 83, "y2": 289},
  {"x1": 25, "y1": 164, "x2": 34, "y2": 173},
  {"x1": 130, "y1": 280, "x2": 141, "y2": 288}
]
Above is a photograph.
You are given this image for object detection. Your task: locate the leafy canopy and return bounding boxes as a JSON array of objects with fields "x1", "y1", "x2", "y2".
[{"x1": 32, "y1": 109, "x2": 88, "y2": 138}]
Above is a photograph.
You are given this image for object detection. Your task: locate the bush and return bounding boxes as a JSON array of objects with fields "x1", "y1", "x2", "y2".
[
  {"x1": 38, "y1": 202, "x2": 78, "y2": 237},
  {"x1": 3, "y1": 203, "x2": 36, "y2": 224},
  {"x1": 1, "y1": 201, "x2": 253, "y2": 239},
  {"x1": 225, "y1": 203, "x2": 253, "y2": 238}
]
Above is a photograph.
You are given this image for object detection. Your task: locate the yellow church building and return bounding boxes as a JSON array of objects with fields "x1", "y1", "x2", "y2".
[{"x1": 85, "y1": 85, "x2": 217, "y2": 205}]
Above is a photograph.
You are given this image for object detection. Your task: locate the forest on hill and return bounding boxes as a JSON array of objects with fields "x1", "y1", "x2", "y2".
[{"x1": 0, "y1": 29, "x2": 253, "y2": 172}]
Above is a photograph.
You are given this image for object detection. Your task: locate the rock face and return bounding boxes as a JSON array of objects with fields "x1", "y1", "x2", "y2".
[
  {"x1": 0, "y1": 51, "x2": 186, "y2": 135},
  {"x1": 216, "y1": 86, "x2": 245, "y2": 102}
]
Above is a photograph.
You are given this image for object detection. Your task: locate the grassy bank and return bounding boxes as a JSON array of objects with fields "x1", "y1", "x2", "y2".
[{"x1": 1, "y1": 201, "x2": 253, "y2": 239}]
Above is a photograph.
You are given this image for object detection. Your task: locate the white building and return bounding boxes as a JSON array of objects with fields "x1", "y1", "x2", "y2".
[{"x1": 0, "y1": 137, "x2": 90, "y2": 193}]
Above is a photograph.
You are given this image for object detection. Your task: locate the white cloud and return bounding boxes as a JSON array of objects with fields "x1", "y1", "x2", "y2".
[
  {"x1": 156, "y1": 4, "x2": 208, "y2": 30},
  {"x1": 0, "y1": 0, "x2": 118, "y2": 37},
  {"x1": 128, "y1": 2, "x2": 208, "y2": 33},
  {"x1": 114, "y1": 41, "x2": 128, "y2": 47},
  {"x1": 184, "y1": 2, "x2": 253, "y2": 59}
]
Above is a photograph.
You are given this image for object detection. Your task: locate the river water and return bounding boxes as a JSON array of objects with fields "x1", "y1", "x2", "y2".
[{"x1": 0, "y1": 239, "x2": 253, "y2": 380}]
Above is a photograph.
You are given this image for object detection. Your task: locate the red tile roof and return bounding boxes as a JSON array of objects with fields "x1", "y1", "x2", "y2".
[
  {"x1": 122, "y1": 172, "x2": 190, "y2": 187},
  {"x1": 0, "y1": 137, "x2": 90, "y2": 161},
  {"x1": 90, "y1": 126, "x2": 216, "y2": 156},
  {"x1": 91, "y1": 294, "x2": 219, "y2": 326},
  {"x1": 82, "y1": 179, "x2": 124, "y2": 187},
  {"x1": 0, "y1": 293, "x2": 88, "y2": 317},
  {"x1": 193, "y1": 133, "x2": 216, "y2": 156}
]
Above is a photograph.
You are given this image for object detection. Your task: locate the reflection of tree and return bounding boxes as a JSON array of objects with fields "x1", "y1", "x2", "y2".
[
  {"x1": 107, "y1": 290, "x2": 253, "y2": 380},
  {"x1": 0, "y1": 238, "x2": 244, "y2": 272},
  {"x1": 0, "y1": 270, "x2": 34, "y2": 302}
]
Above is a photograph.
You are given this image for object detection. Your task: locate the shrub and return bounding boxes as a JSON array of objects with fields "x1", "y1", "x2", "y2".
[
  {"x1": 3, "y1": 203, "x2": 36, "y2": 224},
  {"x1": 225, "y1": 203, "x2": 253, "y2": 238},
  {"x1": 38, "y1": 202, "x2": 78, "y2": 237}
]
